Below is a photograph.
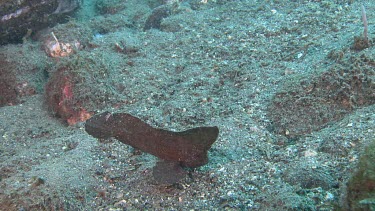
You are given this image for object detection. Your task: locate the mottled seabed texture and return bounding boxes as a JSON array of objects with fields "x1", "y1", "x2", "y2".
[{"x1": 0, "y1": 0, "x2": 375, "y2": 210}]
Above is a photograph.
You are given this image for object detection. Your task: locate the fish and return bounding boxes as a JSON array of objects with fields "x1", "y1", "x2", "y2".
[{"x1": 85, "y1": 111, "x2": 219, "y2": 168}]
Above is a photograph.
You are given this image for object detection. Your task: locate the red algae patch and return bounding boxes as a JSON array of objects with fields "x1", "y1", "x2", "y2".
[{"x1": 45, "y1": 67, "x2": 92, "y2": 125}]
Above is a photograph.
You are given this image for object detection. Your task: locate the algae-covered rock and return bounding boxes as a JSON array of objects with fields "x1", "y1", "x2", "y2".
[
  {"x1": 0, "y1": 0, "x2": 80, "y2": 45},
  {"x1": 267, "y1": 54, "x2": 375, "y2": 138},
  {"x1": 345, "y1": 139, "x2": 375, "y2": 211}
]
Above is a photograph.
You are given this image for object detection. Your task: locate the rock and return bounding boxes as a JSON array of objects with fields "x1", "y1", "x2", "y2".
[
  {"x1": 267, "y1": 54, "x2": 375, "y2": 138},
  {"x1": 45, "y1": 67, "x2": 93, "y2": 125},
  {"x1": 0, "y1": 45, "x2": 48, "y2": 107},
  {"x1": 0, "y1": 0, "x2": 81, "y2": 45},
  {"x1": 344, "y1": 139, "x2": 375, "y2": 210},
  {"x1": 283, "y1": 159, "x2": 338, "y2": 190},
  {"x1": 144, "y1": 4, "x2": 172, "y2": 31},
  {"x1": 0, "y1": 57, "x2": 18, "y2": 106}
]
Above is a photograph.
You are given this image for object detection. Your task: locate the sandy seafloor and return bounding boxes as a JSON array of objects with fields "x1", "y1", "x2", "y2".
[{"x1": 0, "y1": 0, "x2": 375, "y2": 210}]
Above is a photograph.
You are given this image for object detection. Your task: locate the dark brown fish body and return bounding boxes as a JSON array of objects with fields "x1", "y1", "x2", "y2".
[{"x1": 85, "y1": 112, "x2": 219, "y2": 167}]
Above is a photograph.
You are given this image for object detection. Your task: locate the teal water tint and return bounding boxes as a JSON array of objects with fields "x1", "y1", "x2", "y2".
[{"x1": 0, "y1": 0, "x2": 375, "y2": 210}]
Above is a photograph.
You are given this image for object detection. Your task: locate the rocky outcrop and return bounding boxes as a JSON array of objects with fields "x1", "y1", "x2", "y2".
[{"x1": 0, "y1": 0, "x2": 80, "y2": 45}]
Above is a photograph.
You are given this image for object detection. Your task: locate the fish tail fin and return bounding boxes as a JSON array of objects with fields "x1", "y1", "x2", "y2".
[
  {"x1": 175, "y1": 126, "x2": 219, "y2": 167},
  {"x1": 179, "y1": 126, "x2": 219, "y2": 150}
]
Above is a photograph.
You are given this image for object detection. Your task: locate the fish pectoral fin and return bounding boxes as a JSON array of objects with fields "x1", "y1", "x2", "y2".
[{"x1": 152, "y1": 160, "x2": 187, "y2": 185}]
